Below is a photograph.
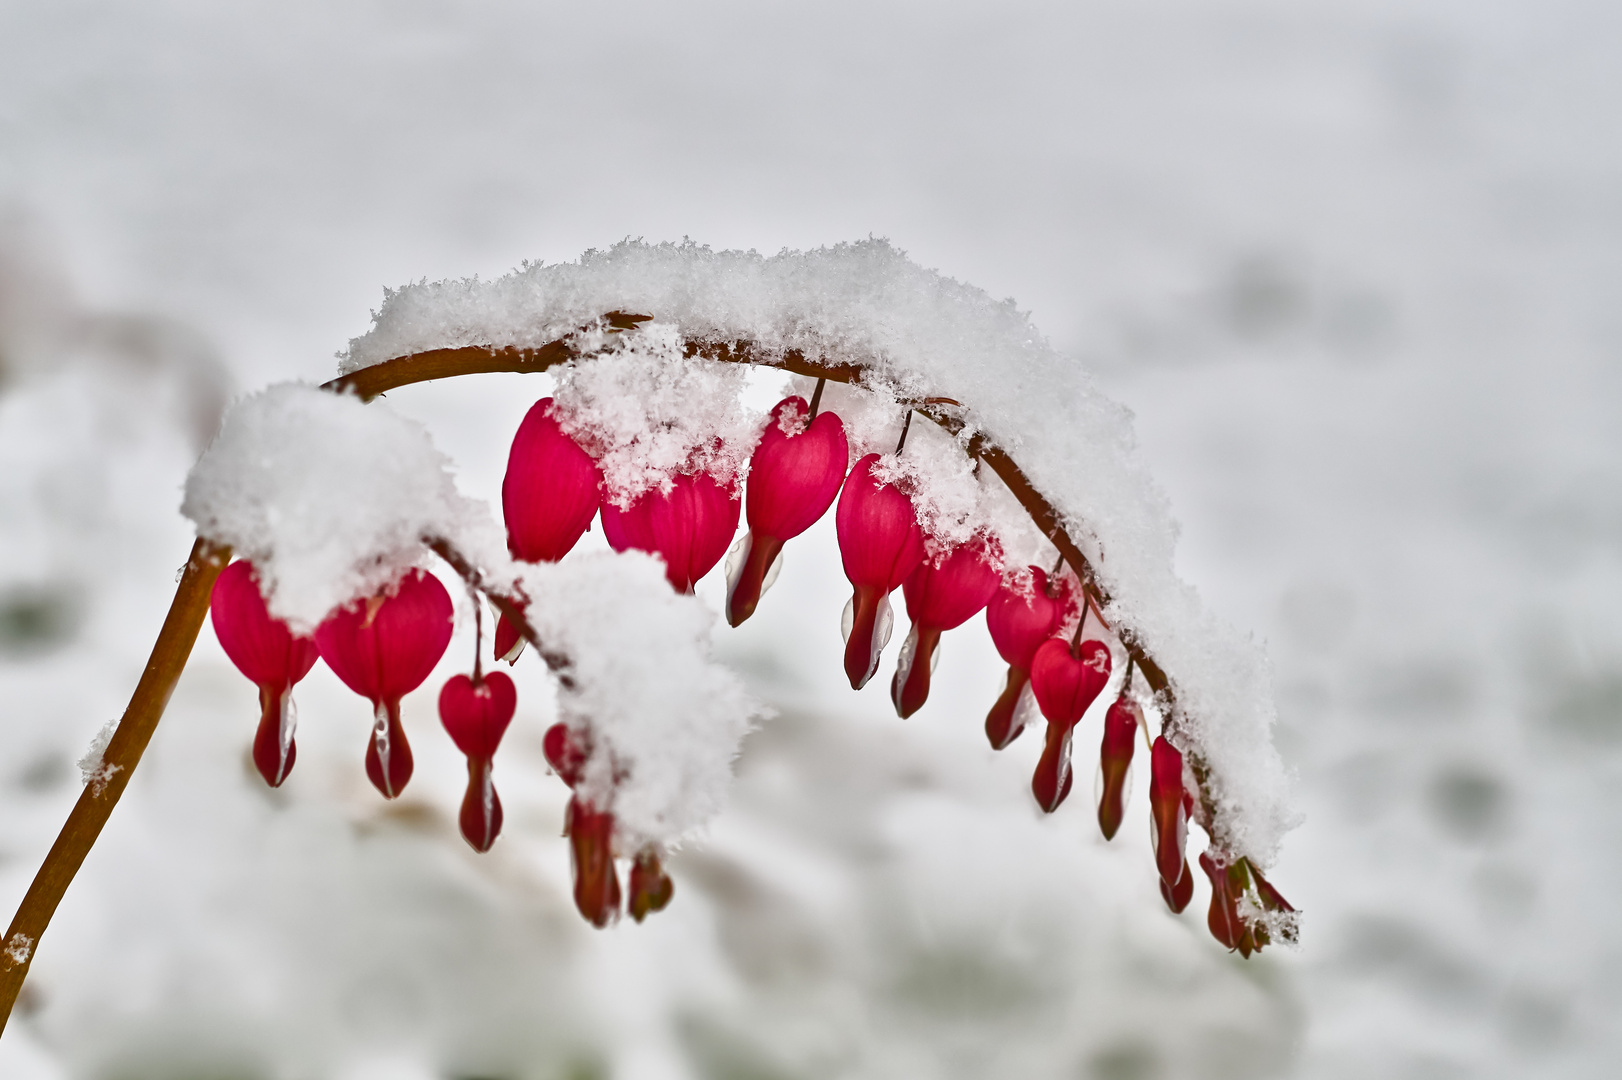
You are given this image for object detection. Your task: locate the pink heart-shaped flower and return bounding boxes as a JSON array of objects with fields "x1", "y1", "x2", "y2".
[
  {"x1": 601, "y1": 471, "x2": 741, "y2": 593},
  {"x1": 503, "y1": 397, "x2": 602, "y2": 563},
  {"x1": 209, "y1": 559, "x2": 321, "y2": 788}
]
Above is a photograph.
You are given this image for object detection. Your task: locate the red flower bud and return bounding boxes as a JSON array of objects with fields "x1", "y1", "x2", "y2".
[
  {"x1": 566, "y1": 797, "x2": 621, "y2": 928},
  {"x1": 628, "y1": 848, "x2": 675, "y2": 923},
  {"x1": 1029, "y1": 637, "x2": 1112, "y2": 812},
  {"x1": 891, "y1": 539, "x2": 1002, "y2": 717},
  {"x1": 835, "y1": 454, "x2": 926, "y2": 689},
  {"x1": 1097, "y1": 692, "x2": 1141, "y2": 840},
  {"x1": 502, "y1": 398, "x2": 602, "y2": 563},
  {"x1": 315, "y1": 568, "x2": 454, "y2": 799},
  {"x1": 727, "y1": 396, "x2": 848, "y2": 627},
  {"x1": 601, "y1": 472, "x2": 741, "y2": 594},
  {"x1": 439, "y1": 671, "x2": 517, "y2": 853},
  {"x1": 209, "y1": 560, "x2": 321, "y2": 788},
  {"x1": 984, "y1": 567, "x2": 1073, "y2": 749},
  {"x1": 1149, "y1": 736, "x2": 1190, "y2": 891},
  {"x1": 543, "y1": 722, "x2": 590, "y2": 788}
]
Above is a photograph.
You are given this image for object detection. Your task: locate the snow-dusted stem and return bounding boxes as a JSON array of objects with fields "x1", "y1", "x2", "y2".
[{"x1": 0, "y1": 538, "x2": 230, "y2": 1033}]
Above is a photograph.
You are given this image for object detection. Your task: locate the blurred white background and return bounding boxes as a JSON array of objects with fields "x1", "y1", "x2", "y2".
[{"x1": 1, "y1": 1, "x2": 1619, "y2": 1077}]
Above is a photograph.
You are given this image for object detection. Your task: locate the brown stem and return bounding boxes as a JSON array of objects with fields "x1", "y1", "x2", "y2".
[{"x1": 0, "y1": 538, "x2": 230, "y2": 1031}]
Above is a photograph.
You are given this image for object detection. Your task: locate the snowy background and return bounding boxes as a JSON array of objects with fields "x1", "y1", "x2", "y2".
[{"x1": 1, "y1": 1, "x2": 1620, "y2": 1077}]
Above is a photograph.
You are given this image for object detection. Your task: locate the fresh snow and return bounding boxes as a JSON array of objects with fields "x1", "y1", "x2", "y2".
[
  {"x1": 182, "y1": 381, "x2": 759, "y2": 847},
  {"x1": 342, "y1": 241, "x2": 1298, "y2": 867}
]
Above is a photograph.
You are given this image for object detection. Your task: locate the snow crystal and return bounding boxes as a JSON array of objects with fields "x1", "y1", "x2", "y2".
[
  {"x1": 341, "y1": 239, "x2": 1298, "y2": 866},
  {"x1": 519, "y1": 551, "x2": 764, "y2": 847},
  {"x1": 181, "y1": 383, "x2": 494, "y2": 631},
  {"x1": 550, "y1": 323, "x2": 762, "y2": 507},
  {"x1": 77, "y1": 717, "x2": 120, "y2": 795}
]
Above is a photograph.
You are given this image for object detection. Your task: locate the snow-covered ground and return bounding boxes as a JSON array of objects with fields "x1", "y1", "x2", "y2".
[{"x1": 1, "y1": 2, "x2": 1619, "y2": 1077}]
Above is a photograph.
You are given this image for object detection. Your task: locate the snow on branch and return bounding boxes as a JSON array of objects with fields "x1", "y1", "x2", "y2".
[{"x1": 342, "y1": 239, "x2": 1299, "y2": 867}]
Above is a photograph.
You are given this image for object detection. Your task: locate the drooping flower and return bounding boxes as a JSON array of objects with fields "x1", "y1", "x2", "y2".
[
  {"x1": 835, "y1": 453, "x2": 926, "y2": 689},
  {"x1": 497, "y1": 398, "x2": 602, "y2": 661},
  {"x1": 208, "y1": 559, "x2": 321, "y2": 787},
  {"x1": 1028, "y1": 635, "x2": 1112, "y2": 811},
  {"x1": 983, "y1": 566, "x2": 1073, "y2": 748},
  {"x1": 628, "y1": 847, "x2": 674, "y2": 923},
  {"x1": 1097, "y1": 690, "x2": 1141, "y2": 840},
  {"x1": 891, "y1": 538, "x2": 1002, "y2": 717},
  {"x1": 567, "y1": 797, "x2": 622, "y2": 927},
  {"x1": 1199, "y1": 853, "x2": 1296, "y2": 955},
  {"x1": 601, "y1": 471, "x2": 741, "y2": 594},
  {"x1": 726, "y1": 395, "x2": 848, "y2": 626},
  {"x1": 543, "y1": 722, "x2": 590, "y2": 788},
  {"x1": 503, "y1": 397, "x2": 602, "y2": 563},
  {"x1": 1149, "y1": 735, "x2": 1191, "y2": 898},
  {"x1": 438, "y1": 671, "x2": 517, "y2": 852},
  {"x1": 315, "y1": 568, "x2": 454, "y2": 799},
  {"x1": 543, "y1": 724, "x2": 624, "y2": 926}
]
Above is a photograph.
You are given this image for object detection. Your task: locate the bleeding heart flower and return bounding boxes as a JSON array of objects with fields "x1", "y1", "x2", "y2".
[
  {"x1": 498, "y1": 398, "x2": 601, "y2": 665},
  {"x1": 1149, "y1": 736, "x2": 1190, "y2": 892},
  {"x1": 984, "y1": 567, "x2": 1074, "y2": 749},
  {"x1": 891, "y1": 539, "x2": 1002, "y2": 717},
  {"x1": 543, "y1": 722, "x2": 590, "y2": 788},
  {"x1": 726, "y1": 395, "x2": 848, "y2": 626},
  {"x1": 628, "y1": 848, "x2": 675, "y2": 923},
  {"x1": 1097, "y1": 691, "x2": 1141, "y2": 840},
  {"x1": 601, "y1": 472, "x2": 741, "y2": 593},
  {"x1": 503, "y1": 397, "x2": 602, "y2": 563},
  {"x1": 439, "y1": 671, "x2": 517, "y2": 852},
  {"x1": 315, "y1": 568, "x2": 454, "y2": 799},
  {"x1": 209, "y1": 560, "x2": 321, "y2": 787},
  {"x1": 1199, "y1": 854, "x2": 1294, "y2": 954},
  {"x1": 1028, "y1": 636, "x2": 1113, "y2": 812},
  {"x1": 835, "y1": 453, "x2": 926, "y2": 689},
  {"x1": 567, "y1": 797, "x2": 621, "y2": 928}
]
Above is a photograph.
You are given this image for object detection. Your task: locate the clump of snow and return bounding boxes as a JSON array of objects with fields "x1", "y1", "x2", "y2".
[
  {"x1": 550, "y1": 323, "x2": 763, "y2": 507},
  {"x1": 182, "y1": 381, "x2": 759, "y2": 848},
  {"x1": 341, "y1": 239, "x2": 1299, "y2": 866},
  {"x1": 181, "y1": 383, "x2": 491, "y2": 631},
  {"x1": 520, "y1": 551, "x2": 764, "y2": 847},
  {"x1": 77, "y1": 717, "x2": 120, "y2": 795}
]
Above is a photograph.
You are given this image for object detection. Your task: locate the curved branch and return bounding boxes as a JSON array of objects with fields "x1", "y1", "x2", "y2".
[
  {"x1": 339, "y1": 321, "x2": 1210, "y2": 823},
  {"x1": 330, "y1": 321, "x2": 1175, "y2": 703},
  {"x1": 0, "y1": 538, "x2": 230, "y2": 1031}
]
